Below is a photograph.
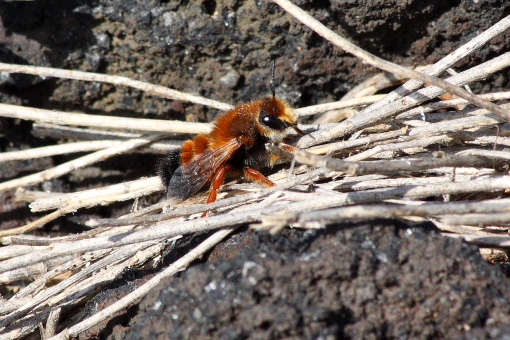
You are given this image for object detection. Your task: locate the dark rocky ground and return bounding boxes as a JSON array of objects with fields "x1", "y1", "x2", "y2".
[
  {"x1": 122, "y1": 222, "x2": 510, "y2": 340},
  {"x1": 1, "y1": 0, "x2": 510, "y2": 339}
]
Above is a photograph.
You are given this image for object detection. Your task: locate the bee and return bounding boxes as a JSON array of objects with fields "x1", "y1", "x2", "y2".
[{"x1": 158, "y1": 72, "x2": 303, "y2": 206}]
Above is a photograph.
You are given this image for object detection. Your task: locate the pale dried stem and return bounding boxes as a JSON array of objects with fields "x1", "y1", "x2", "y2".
[
  {"x1": 293, "y1": 149, "x2": 498, "y2": 176},
  {"x1": 306, "y1": 129, "x2": 407, "y2": 155},
  {"x1": 3, "y1": 255, "x2": 138, "y2": 337},
  {"x1": 365, "y1": 14, "x2": 510, "y2": 110},
  {"x1": 2, "y1": 175, "x2": 509, "y2": 275},
  {"x1": 14, "y1": 189, "x2": 61, "y2": 203},
  {"x1": 294, "y1": 198, "x2": 510, "y2": 226},
  {"x1": 444, "y1": 233, "x2": 510, "y2": 248},
  {"x1": 0, "y1": 103, "x2": 211, "y2": 134},
  {"x1": 408, "y1": 111, "x2": 508, "y2": 138},
  {"x1": 44, "y1": 229, "x2": 235, "y2": 340},
  {"x1": 294, "y1": 94, "x2": 385, "y2": 116},
  {"x1": 0, "y1": 141, "x2": 124, "y2": 162},
  {"x1": 3, "y1": 226, "x2": 118, "y2": 247},
  {"x1": 0, "y1": 242, "x2": 152, "y2": 328},
  {"x1": 395, "y1": 91, "x2": 510, "y2": 120},
  {"x1": 0, "y1": 244, "x2": 50, "y2": 261},
  {"x1": 0, "y1": 209, "x2": 71, "y2": 238},
  {"x1": 315, "y1": 66, "x2": 430, "y2": 124},
  {"x1": 0, "y1": 255, "x2": 74, "y2": 285},
  {"x1": 32, "y1": 123, "x2": 146, "y2": 140},
  {"x1": 29, "y1": 177, "x2": 163, "y2": 212},
  {"x1": 435, "y1": 222, "x2": 489, "y2": 236},
  {"x1": 0, "y1": 62, "x2": 232, "y2": 111},
  {"x1": 0, "y1": 133, "x2": 167, "y2": 195},
  {"x1": 345, "y1": 135, "x2": 451, "y2": 161},
  {"x1": 441, "y1": 212, "x2": 510, "y2": 226},
  {"x1": 273, "y1": 0, "x2": 510, "y2": 127},
  {"x1": 44, "y1": 307, "x2": 61, "y2": 339},
  {"x1": 319, "y1": 173, "x2": 482, "y2": 192},
  {"x1": 11, "y1": 250, "x2": 112, "y2": 301},
  {"x1": 456, "y1": 149, "x2": 510, "y2": 160},
  {"x1": 297, "y1": 53, "x2": 510, "y2": 148},
  {"x1": 30, "y1": 123, "x2": 184, "y2": 153}
]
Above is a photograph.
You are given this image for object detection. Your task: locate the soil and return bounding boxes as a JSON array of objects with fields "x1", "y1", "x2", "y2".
[
  {"x1": 121, "y1": 222, "x2": 510, "y2": 340},
  {"x1": 1, "y1": 0, "x2": 510, "y2": 339}
]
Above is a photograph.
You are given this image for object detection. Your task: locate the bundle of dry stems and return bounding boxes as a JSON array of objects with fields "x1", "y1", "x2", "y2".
[{"x1": 1, "y1": 0, "x2": 510, "y2": 339}]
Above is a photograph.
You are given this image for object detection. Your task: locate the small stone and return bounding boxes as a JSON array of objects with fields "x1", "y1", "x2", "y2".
[{"x1": 219, "y1": 66, "x2": 241, "y2": 89}]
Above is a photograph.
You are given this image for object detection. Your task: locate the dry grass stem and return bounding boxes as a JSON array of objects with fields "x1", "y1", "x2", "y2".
[
  {"x1": 293, "y1": 198, "x2": 510, "y2": 226},
  {"x1": 456, "y1": 149, "x2": 510, "y2": 160},
  {"x1": 0, "y1": 242, "x2": 153, "y2": 328},
  {"x1": 394, "y1": 91, "x2": 510, "y2": 120},
  {"x1": 44, "y1": 307, "x2": 61, "y2": 339},
  {"x1": 11, "y1": 250, "x2": 113, "y2": 301},
  {"x1": 0, "y1": 255, "x2": 74, "y2": 285},
  {"x1": 307, "y1": 129, "x2": 407, "y2": 155},
  {"x1": 293, "y1": 149, "x2": 499, "y2": 176},
  {"x1": 0, "y1": 133, "x2": 167, "y2": 195},
  {"x1": 44, "y1": 228, "x2": 236, "y2": 340},
  {"x1": 30, "y1": 177, "x2": 163, "y2": 212},
  {"x1": 345, "y1": 135, "x2": 451, "y2": 161},
  {"x1": 30, "y1": 123, "x2": 184, "y2": 153},
  {"x1": 319, "y1": 174, "x2": 483, "y2": 192},
  {"x1": 444, "y1": 234, "x2": 510, "y2": 248},
  {"x1": 294, "y1": 94, "x2": 385, "y2": 116},
  {"x1": 0, "y1": 62, "x2": 232, "y2": 111},
  {"x1": 0, "y1": 141, "x2": 124, "y2": 162},
  {"x1": 32, "y1": 123, "x2": 146, "y2": 140},
  {"x1": 315, "y1": 65, "x2": 430, "y2": 123},
  {"x1": 408, "y1": 111, "x2": 507, "y2": 137},
  {"x1": 441, "y1": 212, "x2": 510, "y2": 226},
  {"x1": 0, "y1": 209, "x2": 71, "y2": 238},
  {"x1": 273, "y1": 0, "x2": 510, "y2": 123},
  {"x1": 0, "y1": 103, "x2": 211, "y2": 134},
  {"x1": 298, "y1": 52, "x2": 510, "y2": 148},
  {"x1": 2, "y1": 175, "x2": 509, "y2": 277},
  {"x1": 364, "y1": 14, "x2": 510, "y2": 110}
]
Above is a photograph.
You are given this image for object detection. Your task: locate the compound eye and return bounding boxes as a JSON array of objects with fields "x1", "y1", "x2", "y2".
[{"x1": 260, "y1": 113, "x2": 287, "y2": 130}]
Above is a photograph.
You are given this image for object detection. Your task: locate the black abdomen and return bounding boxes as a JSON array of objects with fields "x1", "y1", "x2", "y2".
[{"x1": 157, "y1": 149, "x2": 181, "y2": 188}]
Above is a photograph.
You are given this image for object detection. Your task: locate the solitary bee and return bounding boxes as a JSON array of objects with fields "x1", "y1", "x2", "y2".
[{"x1": 158, "y1": 65, "x2": 303, "y2": 205}]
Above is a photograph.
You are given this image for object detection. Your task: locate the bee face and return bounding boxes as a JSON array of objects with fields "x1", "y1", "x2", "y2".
[{"x1": 257, "y1": 97, "x2": 298, "y2": 142}]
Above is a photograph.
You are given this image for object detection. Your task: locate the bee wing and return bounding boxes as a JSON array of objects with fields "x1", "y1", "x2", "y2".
[{"x1": 167, "y1": 138, "x2": 242, "y2": 202}]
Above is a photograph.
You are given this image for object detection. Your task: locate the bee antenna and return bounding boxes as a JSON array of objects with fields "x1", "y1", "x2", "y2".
[{"x1": 270, "y1": 60, "x2": 276, "y2": 98}]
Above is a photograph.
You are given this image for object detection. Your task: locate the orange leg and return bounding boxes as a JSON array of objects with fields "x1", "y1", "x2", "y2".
[
  {"x1": 278, "y1": 142, "x2": 299, "y2": 154},
  {"x1": 243, "y1": 166, "x2": 275, "y2": 187},
  {"x1": 207, "y1": 164, "x2": 232, "y2": 203},
  {"x1": 202, "y1": 164, "x2": 231, "y2": 217}
]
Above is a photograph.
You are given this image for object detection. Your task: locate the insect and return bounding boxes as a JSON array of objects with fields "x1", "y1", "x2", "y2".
[{"x1": 158, "y1": 66, "x2": 304, "y2": 206}]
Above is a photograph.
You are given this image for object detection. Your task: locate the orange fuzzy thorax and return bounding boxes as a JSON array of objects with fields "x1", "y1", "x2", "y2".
[{"x1": 180, "y1": 96, "x2": 296, "y2": 164}]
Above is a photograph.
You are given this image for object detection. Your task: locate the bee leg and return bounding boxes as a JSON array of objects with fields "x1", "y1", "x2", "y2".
[
  {"x1": 203, "y1": 164, "x2": 231, "y2": 217},
  {"x1": 243, "y1": 166, "x2": 275, "y2": 187},
  {"x1": 278, "y1": 142, "x2": 299, "y2": 154}
]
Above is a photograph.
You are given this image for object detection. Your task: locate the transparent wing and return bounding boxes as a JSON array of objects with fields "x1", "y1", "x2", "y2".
[{"x1": 167, "y1": 138, "x2": 241, "y2": 202}]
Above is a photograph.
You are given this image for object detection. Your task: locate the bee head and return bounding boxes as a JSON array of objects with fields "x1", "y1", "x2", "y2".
[{"x1": 257, "y1": 96, "x2": 303, "y2": 142}]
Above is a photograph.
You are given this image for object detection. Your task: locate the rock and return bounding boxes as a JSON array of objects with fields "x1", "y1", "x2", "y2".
[{"x1": 124, "y1": 222, "x2": 510, "y2": 340}]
